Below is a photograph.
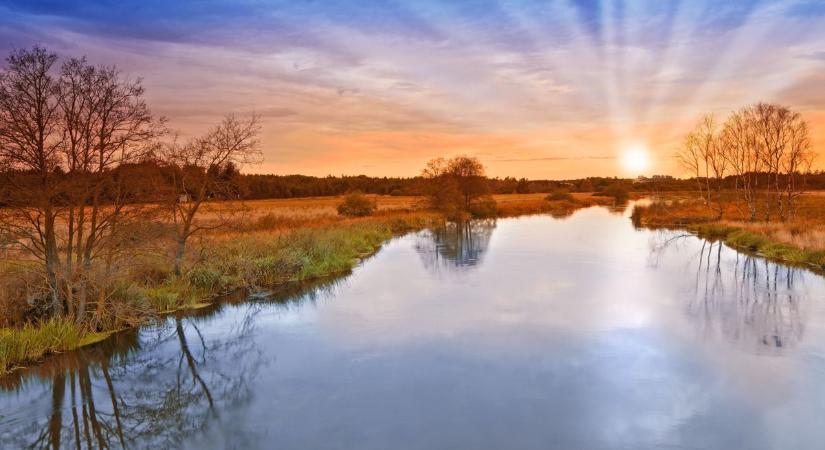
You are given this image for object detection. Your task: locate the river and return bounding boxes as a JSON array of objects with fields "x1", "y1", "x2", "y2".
[{"x1": 2, "y1": 203, "x2": 825, "y2": 449}]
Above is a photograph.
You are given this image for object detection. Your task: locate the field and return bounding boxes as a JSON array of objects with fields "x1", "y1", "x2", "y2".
[{"x1": 211, "y1": 193, "x2": 612, "y2": 224}]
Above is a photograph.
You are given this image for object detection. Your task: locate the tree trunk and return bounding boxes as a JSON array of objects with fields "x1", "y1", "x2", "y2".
[
  {"x1": 174, "y1": 235, "x2": 187, "y2": 277},
  {"x1": 45, "y1": 210, "x2": 63, "y2": 317}
]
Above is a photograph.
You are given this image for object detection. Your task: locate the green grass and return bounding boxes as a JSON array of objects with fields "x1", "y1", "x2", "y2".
[
  {"x1": 691, "y1": 224, "x2": 825, "y2": 269},
  {"x1": 0, "y1": 319, "x2": 85, "y2": 374}
]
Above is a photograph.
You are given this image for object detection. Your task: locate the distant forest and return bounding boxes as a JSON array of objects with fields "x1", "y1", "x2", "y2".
[
  {"x1": 242, "y1": 171, "x2": 633, "y2": 198},
  {"x1": 6, "y1": 159, "x2": 825, "y2": 205},
  {"x1": 241, "y1": 170, "x2": 825, "y2": 199}
]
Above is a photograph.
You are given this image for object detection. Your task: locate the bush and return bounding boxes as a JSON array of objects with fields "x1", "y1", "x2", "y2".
[
  {"x1": 186, "y1": 266, "x2": 224, "y2": 290},
  {"x1": 546, "y1": 190, "x2": 574, "y2": 202},
  {"x1": 337, "y1": 191, "x2": 376, "y2": 217},
  {"x1": 600, "y1": 184, "x2": 629, "y2": 203},
  {"x1": 468, "y1": 196, "x2": 498, "y2": 218}
]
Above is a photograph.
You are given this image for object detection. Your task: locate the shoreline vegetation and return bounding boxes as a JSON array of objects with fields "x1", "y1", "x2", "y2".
[
  {"x1": 0, "y1": 193, "x2": 611, "y2": 375},
  {"x1": 631, "y1": 192, "x2": 825, "y2": 272},
  {"x1": 632, "y1": 102, "x2": 821, "y2": 274}
]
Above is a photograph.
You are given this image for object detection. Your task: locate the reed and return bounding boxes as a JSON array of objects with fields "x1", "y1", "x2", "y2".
[{"x1": 0, "y1": 319, "x2": 84, "y2": 374}]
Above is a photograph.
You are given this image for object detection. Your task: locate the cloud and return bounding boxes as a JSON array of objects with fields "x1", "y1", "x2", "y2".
[
  {"x1": 1, "y1": 0, "x2": 823, "y2": 177},
  {"x1": 494, "y1": 156, "x2": 616, "y2": 162}
]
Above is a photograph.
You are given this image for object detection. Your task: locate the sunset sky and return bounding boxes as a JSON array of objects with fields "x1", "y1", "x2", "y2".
[{"x1": 2, "y1": 0, "x2": 824, "y2": 179}]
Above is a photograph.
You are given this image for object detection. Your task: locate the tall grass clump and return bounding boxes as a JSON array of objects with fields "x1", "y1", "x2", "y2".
[
  {"x1": 217, "y1": 221, "x2": 397, "y2": 287},
  {"x1": 0, "y1": 319, "x2": 84, "y2": 374}
]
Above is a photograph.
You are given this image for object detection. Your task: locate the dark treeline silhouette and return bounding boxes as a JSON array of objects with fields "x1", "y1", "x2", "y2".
[{"x1": 242, "y1": 174, "x2": 701, "y2": 199}]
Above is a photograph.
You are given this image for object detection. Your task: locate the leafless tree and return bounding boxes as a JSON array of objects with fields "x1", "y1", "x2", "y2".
[
  {"x1": 721, "y1": 103, "x2": 814, "y2": 221},
  {"x1": 56, "y1": 57, "x2": 163, "y2": 323},
  {"x1": 720, "y1": 109, "x2": 762, "y2": 221},
  {"x1": 0, "y1": 47, "x2": 163, "y2": 323},
  {"x1": 0, "y1": 47, "x2": 64, "y2": 315},
  {"x1": 676, "y1": 115, "x2": 726, "y2": 217},
  {"x1": 782, "y1": 115, "x2": 813, "y2": 219},
  {"x1": 163, "y1": 114, "x2": 261, "y2": 276}
]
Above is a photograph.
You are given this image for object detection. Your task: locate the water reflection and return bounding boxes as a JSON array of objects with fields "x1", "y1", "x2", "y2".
[
  {"x1": 414, "y1": 219, "x2": 496, "y2": 272},
  {"x1": 691, "y1": 243, "x2": 804, "y2": 351},
  {"x1": 0, "y1": 306, "x2": 264, "y2": 449},
  {"x1": 4, "y1": 211, "x2": 825, "y2": 450},
  {"x1": 650, "y1": 233, "x2": 806, "y2": 351}
]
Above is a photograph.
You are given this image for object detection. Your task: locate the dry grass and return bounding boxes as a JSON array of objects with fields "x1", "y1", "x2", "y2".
[{"x1": 494, "y1": 192, "x2": 615, "y2": 217}]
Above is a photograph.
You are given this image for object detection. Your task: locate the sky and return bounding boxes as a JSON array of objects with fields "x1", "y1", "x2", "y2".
[{"x1": 1, "y1": 0, "x2": 824, "y2": 179}]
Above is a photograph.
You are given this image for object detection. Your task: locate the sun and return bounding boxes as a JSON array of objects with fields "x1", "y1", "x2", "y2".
[{"x1": 621, "y1": 145, "x2": 650, "y2": 174}]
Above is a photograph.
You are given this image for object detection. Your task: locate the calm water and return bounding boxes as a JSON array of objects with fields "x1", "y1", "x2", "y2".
[{"x1": 3, "y1": 204, "x2": 825, "y2": 450}]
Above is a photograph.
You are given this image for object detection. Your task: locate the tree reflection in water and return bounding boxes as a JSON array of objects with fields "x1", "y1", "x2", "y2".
[
  {"x1": 414, "y1": 219, "x2": 497, "y2": 273},
  {"x1": 0, "y1": 304, "x2": 265, "y2": 449},
  {"x1": 650, "y1": 233, "x2": 806, "y2": 351}
]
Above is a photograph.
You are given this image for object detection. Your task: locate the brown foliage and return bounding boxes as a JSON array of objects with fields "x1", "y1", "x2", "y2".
[{"x1": 422, "y1": 156, "x2": 496, "y2": 218}]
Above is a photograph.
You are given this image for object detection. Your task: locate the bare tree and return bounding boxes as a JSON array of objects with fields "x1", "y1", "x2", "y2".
[
  {"x1": 164, "y1": 114, "x2": 261, "y2": 276},
  {"x1": 720, "y1": 109, "x2": 762, "y2": 221},
  {"x1": 0, "y1": 47, "x2": 162, "y2": 323},
  {"x1": 0, "y1": 47, "x2": 64, "y2": 315},
  {"x1": 776, "y1": 112, "x2": 812, "y2": 219},
  {"x1": 56, "y1": 57, "x2": 162, "y2": 323},
  {"x1": 677, "y1": 115, "x2": 726, "y2": 217},
  {"x1": 708, "y1": 103, "x2": 814, "y2": 223}
]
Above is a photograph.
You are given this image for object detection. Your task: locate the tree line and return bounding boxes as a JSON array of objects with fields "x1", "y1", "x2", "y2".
[{"x1": 676, "y1": 103, "x2": 815, "y2": 221}]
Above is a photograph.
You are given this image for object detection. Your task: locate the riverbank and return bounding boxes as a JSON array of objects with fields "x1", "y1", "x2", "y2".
[
  {"x1": 631, "y1": 192, "x2": 825, "y2": 271},
  {"x1": 1, "y1": 213, "x2": 438, "y2": 374},
  {"x1": 1, "y1": 193, "x2": 613, "y2": 375}
]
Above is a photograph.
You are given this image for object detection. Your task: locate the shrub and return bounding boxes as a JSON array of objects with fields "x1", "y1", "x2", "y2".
[
  {"x1": 600, "y1": 184, "x2": 629, "y2": 203},
  {"x1": 187, "y1": 266, "x2": 223, "y2": 290},
  {"x1": 546, "y1": 190, "x2": 574, "y2": 202},
  {"x1": 468, "y1": 196, "x2": 498, "y2": 218},
  {"x1": 337, "y1": 191, "x2": 376, "y2": 217},
  {"x1": 630, "y1": 205, "x2": 643, "y2": 227}
]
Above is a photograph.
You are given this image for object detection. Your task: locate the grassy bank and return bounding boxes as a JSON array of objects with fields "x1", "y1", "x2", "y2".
[
  {"x1": 0, "y1": 319, "x2": 113, "y2": 374},
  {"x1": 632, "y1": 193, "x2": 825, "y2": 272},
  {"x1": 690, "y1": 224, "x2": 825, "y2": 270},
  {"x1": 1, "y1": 211, "x2": 441, "y2": 374}
]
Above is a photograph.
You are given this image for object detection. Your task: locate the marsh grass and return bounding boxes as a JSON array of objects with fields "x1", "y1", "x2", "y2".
[{"x1": 0, "y1": 319, "x2": 89, "y2": 374}]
